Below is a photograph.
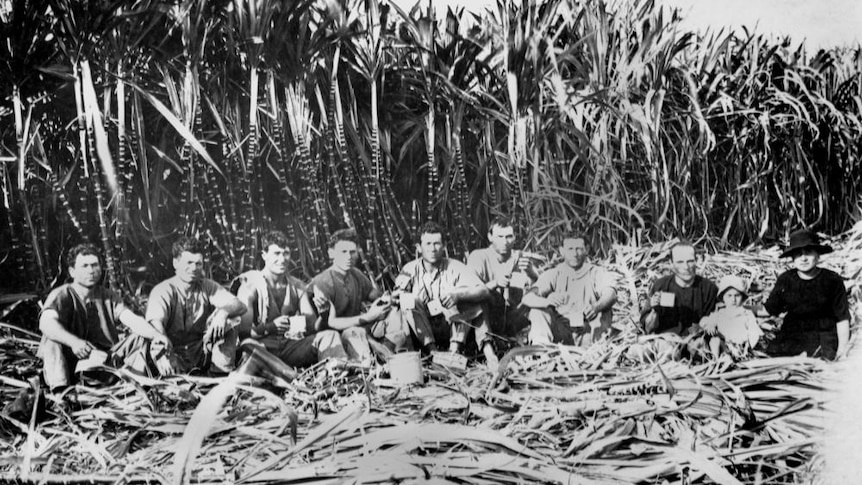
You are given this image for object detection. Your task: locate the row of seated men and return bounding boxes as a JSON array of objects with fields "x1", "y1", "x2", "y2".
[{"x1": 44, "y1": 217, "x2": 820, "y2": 392}]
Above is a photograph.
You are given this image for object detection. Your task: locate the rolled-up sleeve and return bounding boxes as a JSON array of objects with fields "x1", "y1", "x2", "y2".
[
  {"x1": 145, "y1": 283, "x2": 173, "y2": 325},
  {"x1": 531, "y1": 269, "x2": 556, "y2": 297}
]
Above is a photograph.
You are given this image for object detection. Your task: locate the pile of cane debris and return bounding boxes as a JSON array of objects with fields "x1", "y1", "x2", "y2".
[{"x1": 1, "y1": 224, "x2": 860, "y2": 484}]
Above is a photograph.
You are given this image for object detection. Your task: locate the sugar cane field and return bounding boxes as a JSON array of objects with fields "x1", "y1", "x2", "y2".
[{"x1": 1, "y1": 0, "x2": 862, "y2": 483}]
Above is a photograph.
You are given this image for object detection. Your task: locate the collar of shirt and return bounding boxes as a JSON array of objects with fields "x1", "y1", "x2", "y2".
[
  {"x1": 170, "y1": 276, "x2": 203, "y2": 295},
  {"x1": 262, "y1": 270, "x2": 287, "y2": 289},
  {"x1": 418, "y1": 258, "x2": 450, "y2": 277},
  {"x1": 488, "y1": 247, "x2": 516, "y2": 264},
  {"x1": 70, "y1": 283, "x2": 98, "y2": 305},
  {"x1": 558, "y1": 261, "x2": 594, "y2": 280}
]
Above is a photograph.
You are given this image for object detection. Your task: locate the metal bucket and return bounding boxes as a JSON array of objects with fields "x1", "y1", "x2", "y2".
[{"x1": 388, "y1": 351, "x2": 423, "y2": 386}]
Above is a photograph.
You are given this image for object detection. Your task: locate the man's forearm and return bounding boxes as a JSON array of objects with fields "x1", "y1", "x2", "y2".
[
  {"x1": 40, "y1": 316, "x2": 85, "y2": 348},
  {"x1": 595, "y1": 289, "x2": 617, "y2": 312},
  {"x1": 328, "y1": 315, "x2": 363, "y2": 330},
  {"x1": 643, "y1": 310, "x2": 658, "y2": 333},
  {"x1": 120, "y1": 312, "x2": 166, "y2": 341},
  {"x1": 218, "y1": 298, "x2": 247, "y2": 317},
  {"x1": 456, "y1": 286, "x2": 490, "y2": 303},
  {"x1": 837, "y1": 319, "x2": 850, "y2": 355},
  {"x1": 521, "y1": 292, "x2": 549, "y2": 309}
]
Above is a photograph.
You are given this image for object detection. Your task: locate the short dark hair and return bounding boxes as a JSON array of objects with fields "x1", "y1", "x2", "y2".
[
  {"x1": 261, "y1": 230, "x2": 290, "y2": 252},
  {"x1": 419, "y1": 222, "x2": 445, "y2": 240},
  {"x1": 67, "y1": 243, "x2": 100, "y2": 268},
  {"x1": 329, "y1": 228, "x2": 358, "y2": 248},
  {"x1": 488, "y1": 216, "x2": 515, "y2": 234},
  {"x1": 172, "y1": 236, "x2": 206, "y2": 259}
]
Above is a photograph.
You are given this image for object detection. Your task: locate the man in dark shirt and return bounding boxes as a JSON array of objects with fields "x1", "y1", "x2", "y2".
[
  {"x1": 146, "y1": 237, "x2": 247, "y2": 374},
  {"x1": 38, "y1": 244, "x2": 170, "y2": 391},
  {"x1": 641, "y1": 242, "x2": 718, "y2": 335},
  {"x1": 236, "y1": 230, "x2": 347, "y2": 367},
  {"x1": 309, "y1": 229, "x2": 408, "y2": 362}
]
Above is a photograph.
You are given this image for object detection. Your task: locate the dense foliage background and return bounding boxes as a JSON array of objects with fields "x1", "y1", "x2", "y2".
[{"x1": 1, "y1": 0, "x2": 860, "y2": 297}]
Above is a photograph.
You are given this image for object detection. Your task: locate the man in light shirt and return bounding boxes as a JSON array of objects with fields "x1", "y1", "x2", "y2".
[
  {"x1": 467, "y1": 217, "x2": 539, "y2": 346},
  {"x1": 523, "y1": 234, "x2": 617, "y2": 346}
]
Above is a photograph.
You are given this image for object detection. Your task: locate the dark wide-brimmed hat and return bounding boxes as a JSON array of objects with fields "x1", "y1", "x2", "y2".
[{"x1": 780, "y1": 229, "x2": 833, "y2": 259}]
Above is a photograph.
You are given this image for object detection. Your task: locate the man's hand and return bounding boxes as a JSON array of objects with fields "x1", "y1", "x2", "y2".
[
  {"x1": 312, "y1": 290, "x2": 330, "y2": 312},
  {"x1": 71, "y1": 338, "x2": 95, "y2": 359},
  {"x1": 492, "y1": 274, "x2": 511, "y2": 290},
  {"x1": 363, "y1": 301, "x2": 391, "y2": 323},
  {"x1": 151, "y1": 332, "x2": 173, "y2": 353},
  {"x1": 208, "y1": 310, "x2": 229, "y2": 342},
  {"x1": 394, "y1": 274, "x2": 412, "y2": 291},
  {"x1": 156, "y1": 354, "x2": 176, "y2": 376},
  {"x1": 546, "y1": 293, "x2": 567, "y2": 308},
  {"x1": 272, "y1": 315, "x2": 291, "y2": 333},
  {"x1": 440, "y1": 290, "x2": 461, "y2": 308},
  {"x1": 835, "y1": 346, "x2": 848, "y2": 361},
  {"x1": 274, "y1": 315, "x2": 307, "y2": 339},
  {"x1": 649, "y1": 293, "x2": 660, "y2": 308},
  {"x1": 583, "y1": 304, "x2": 598, "y2": 321}
]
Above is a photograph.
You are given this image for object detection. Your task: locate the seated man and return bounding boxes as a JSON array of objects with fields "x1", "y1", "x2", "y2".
[
  {"x1": 38, "y1": 244, "x2": 170, "y2": 391},
  {"x1": 395, "y1": 222, "x2": 495, "y2": 364},
  {"x1": 467, "y1": 216, "x2": 539, "y2": 346},
  {"x1": 236, "y1": 230, "x2": 347, "y2": 367},
  {"x1": 523, "y1": 234, "x2": 617, "y2": 346},
  {"x1": 641, "y1": 242, "x2": 718, "y2": 335},
  {"x1": 309, "y1": 229, "x2": 408, "y2": 361},
  {"x1": 146, "y1": 237, "x2": 247, "y2": 375}
]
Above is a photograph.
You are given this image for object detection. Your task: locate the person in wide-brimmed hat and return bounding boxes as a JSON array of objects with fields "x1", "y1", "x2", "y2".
[
  {"x1": 699, "y1": 275, "x2": 763, "y2": 359},
  {"x1": 764, "y1": 229, "x2": 850, "y2": 360}
]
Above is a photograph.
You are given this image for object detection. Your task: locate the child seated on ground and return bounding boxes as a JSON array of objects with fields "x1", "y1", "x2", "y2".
[{"x1": 698, "y1": 275, "x2": 763, "y2": 359}]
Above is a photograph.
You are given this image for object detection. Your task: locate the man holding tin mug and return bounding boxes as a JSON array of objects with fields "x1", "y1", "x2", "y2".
[
  {"x1": 522, "y1": 233, "x2": 618, "y2": 346},
  {"x1": 236, "y1": 230, "x2": 347, "y2": 368},
  {"x1": 641, "y1": 241, "x2": 719, "y2": 335}
]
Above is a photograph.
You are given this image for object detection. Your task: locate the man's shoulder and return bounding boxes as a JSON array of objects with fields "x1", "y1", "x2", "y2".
[
  {"x1": 200, "y1": 278, "x2": 227, "y2": 294},
  {"x1": 347, "y1": 267, "x2": 371, "y2": 281},
  {"x1": 151, "y1": 276, "x2": 177, "y2": 292},
  {"x1": 43, "y1": 284, "x2": 75, "y2": 308},
  {"x1": 286, "y1": 274, "x2": 308, "y2": 290},
  {"x1": 652, "y1": 274, "x2": 674, "y2": 290},
  {"x1": 445, "y1": 258, "x2": 474, "y2": 274},
  {"x1": 94, "y1": 286, "x2": 123, "y2": 302},
  {"x1": 309, "y1": 268, "x2": 337, "y2": 294},
  {"x1": 466, "y1": 247, "x2": 493, "y2": 263},
  {"x1": 310, "y1": 267, "x2": 332, "y2": 283},
  {"x1": 696, "y1": 275, "x2": 719, "y2": 291},
  {"x1": 44, "y1": 283, "x2": 74, "y2": 301},
  {"x1": 401, "y1": 259, "x2": 421, "y2": 274},
  {"x1": 818, "y1": 268, "x2": 844, "y2": 283},
  {"x1": 150, "y1": 277, "x2": 186, "y2": 300}
]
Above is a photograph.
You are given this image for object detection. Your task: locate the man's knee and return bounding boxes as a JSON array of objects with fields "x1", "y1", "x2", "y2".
[
  {"x1": 313, "y1": 330, "x2": 347, "y2": 359},
  {"x1": 527, "y1": 309, "x2": 556, "y2": 345},
  {"x1": 40, "y1": 338, "x2": 75, "y2": 390}
]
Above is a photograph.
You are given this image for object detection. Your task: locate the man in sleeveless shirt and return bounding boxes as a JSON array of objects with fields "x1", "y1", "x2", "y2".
[{"x1": 236, "y1": 230, "x2": 346, "y2": 367}]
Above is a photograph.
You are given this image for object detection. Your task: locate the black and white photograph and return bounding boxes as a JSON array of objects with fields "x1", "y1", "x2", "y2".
[{"x1": 1, "y1": 0, "x2": 860, "y2": 483}]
